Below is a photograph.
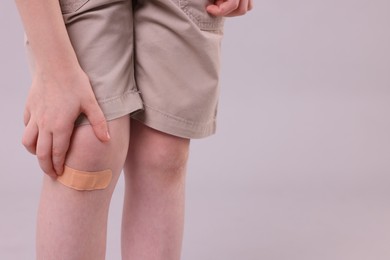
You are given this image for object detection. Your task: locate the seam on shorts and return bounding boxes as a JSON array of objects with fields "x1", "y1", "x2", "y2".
[
  {"x1": 143, "y1": 104, "x2": 215, "y2": 126},
  {"x1": 177, "y1": 0, "x2": 224, "y2": 31},
  {"x1": 60, "y1": 0, "x2": 90, "y2": 14},
  {"x1": 76, "y1": 89, "x2": 143, "y2": 126},
  {"x1": 98, "y1": 89, "x2": 141, "y2": 105}
]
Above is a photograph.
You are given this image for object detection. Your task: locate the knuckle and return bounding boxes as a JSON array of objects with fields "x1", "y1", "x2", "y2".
[
  {"x1": 235, "y1": 5, "x2": 247, "y2": 15},
  {"x1": 37, "y1": 116, "x2": 48, "y2": 129},
  {"x1": 22, "y1": 136, "x2": 36, "y2": 154},
  {"x1": 52, "y1": 148, "x2": 64, "y2": 158},
  {"x1": 37, "y1": 151, "x2": 50, "y2": 161},
  {"x1": 21, "y1": 136, "x2": 31, "y2": 148},
  {"x1": 53, "y1": 121, "x2": 71, "y2": 133}
]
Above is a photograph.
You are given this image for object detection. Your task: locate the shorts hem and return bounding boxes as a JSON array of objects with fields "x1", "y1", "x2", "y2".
[
  {"x1": 75, "y1": 90, "x2": 144, "y2": 126},
  {"x1": 130, "y1": 104, "x2": 217, "y2": 139}
]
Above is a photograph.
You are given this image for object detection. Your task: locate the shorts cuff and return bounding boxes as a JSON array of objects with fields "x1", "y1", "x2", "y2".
[
  {"x1": 76, "y1": 90, "x2": 144, "y2": 126},
  {"x1": 130, "y1": 104, "x2": 216, "y2": 139}
]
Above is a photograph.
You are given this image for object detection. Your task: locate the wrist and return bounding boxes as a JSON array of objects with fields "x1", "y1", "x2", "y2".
[
  {"x1": 34, "y1": 54, "x2": 81, "y2": 73},
  {"x1": 35, "y1": 62, "x2": 86, "y2": 83}
]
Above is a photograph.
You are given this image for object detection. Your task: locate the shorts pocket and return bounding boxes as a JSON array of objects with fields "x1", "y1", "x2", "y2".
[
  {"x1": 59, "y1": 0, "x2": 90, "y2": 14},
  {"x1": 175, "y1": 0, "x2": 225, "y2": 31}
]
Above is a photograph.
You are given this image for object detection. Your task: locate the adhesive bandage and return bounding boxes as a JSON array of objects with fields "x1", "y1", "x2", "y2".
[{"x1": 56, "y1": 165, "x2": 112, "y2": 191}]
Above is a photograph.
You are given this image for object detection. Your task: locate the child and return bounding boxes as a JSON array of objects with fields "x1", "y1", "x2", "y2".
[{"x1": 15, "y1": 0, "x2": 253, "y2": 258}]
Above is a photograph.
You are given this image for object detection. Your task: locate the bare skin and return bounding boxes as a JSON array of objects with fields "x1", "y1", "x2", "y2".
[
  {"x1": 14, "y1": 0, "x2": 253, "y2": 259},
  {"x1": 15, "y1": 0, "x2": 110, "y2": 178},
  {"x1": 207, "y1": 0, "x2": 254, "y2": 17},
  {"x1": 36, "y1": 115, "x2": 130, "y2": 259},
  {"x1": 121, "y1": 119, "x2": 190, "y2": 259}
]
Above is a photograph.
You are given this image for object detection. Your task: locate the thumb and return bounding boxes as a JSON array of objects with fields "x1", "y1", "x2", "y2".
[{"x1": 82, "y1": 99, "x2": 110, "y2": 142}]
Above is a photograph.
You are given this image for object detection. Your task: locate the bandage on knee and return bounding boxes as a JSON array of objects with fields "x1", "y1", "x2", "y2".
[{"x1": 56, "y1": 166, "x2": 112, "y2": 191}]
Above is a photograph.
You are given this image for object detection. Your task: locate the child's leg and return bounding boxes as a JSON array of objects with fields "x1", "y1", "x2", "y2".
[
  {"x1": 36, "y1": 115, "x2": 130, "y2": 260},
  {"x1": 121, "y1": 119, "x2": 189, "y2": 260}
]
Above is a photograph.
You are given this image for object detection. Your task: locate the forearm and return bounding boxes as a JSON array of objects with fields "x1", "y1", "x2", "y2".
[{"x1": 14, "y1": 0, "x2": 80, "y2": 73}]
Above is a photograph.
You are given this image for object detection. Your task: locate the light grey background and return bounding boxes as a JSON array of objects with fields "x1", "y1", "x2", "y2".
[{"x1": 1, "y1": 0, "x2": 390, "y2": 259}]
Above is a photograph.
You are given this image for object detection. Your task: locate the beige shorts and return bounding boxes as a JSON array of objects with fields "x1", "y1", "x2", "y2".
[{"x1": 24, "y1": 0, "x2": 224, "y2": 139}]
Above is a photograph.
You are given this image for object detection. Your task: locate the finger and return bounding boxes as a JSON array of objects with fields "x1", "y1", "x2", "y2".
[
  {"x1": 212, "y1": 0, "x2": 224, "y2": 7},
  {"x1": 207, "y1": 0, "x2": 239, "y2": 17},
  {"x1": 82, "y1": 98, "x2": 110, "y2": 143},
  {"x1": 23, "y1": 108, "x2": 31, "y2": 126},
  {"x1": 225, "y1": 0, "x2": 249, "y2": 17},
  {"x1": 22, "y1": 120, "x2": 38, "y2": 155},
  {"x1": 207, "y1": 0, "x2": 224, "y2": 12},
  {"x1": 52, "y1": 128, "x2": 73, "y2": 176},
  {"x1": 36, "y1": 131, "x2": 56, "y2": 177},
  {"x1": 248, "y1": 0, "x2": 254, "y2": 11}
]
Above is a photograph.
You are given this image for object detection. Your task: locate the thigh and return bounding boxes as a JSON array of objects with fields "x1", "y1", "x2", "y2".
[{"x1": 36, "y1": 115, "x2": 130, "y2": 259}]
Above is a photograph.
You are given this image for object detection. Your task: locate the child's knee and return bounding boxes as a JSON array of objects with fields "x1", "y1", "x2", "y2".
[{"x1": 65, "y1": 116, "x2": 130, "y2": 175}]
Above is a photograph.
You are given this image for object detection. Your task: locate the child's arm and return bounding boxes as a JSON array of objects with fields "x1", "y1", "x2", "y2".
[
  {"x1": 15, "y1": 0, "x2": 80, "y2": 73},
  {"x1": 207, "y1": 0, "x2": 254, "y2": 17},
  {"x1": 15, "y1": 0, "x2": 110, "y2": 177}
]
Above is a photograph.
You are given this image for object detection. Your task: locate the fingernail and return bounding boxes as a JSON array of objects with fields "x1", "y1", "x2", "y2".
[{"x1": 106, "y1": 131, "x2": 111, "y2": 140}]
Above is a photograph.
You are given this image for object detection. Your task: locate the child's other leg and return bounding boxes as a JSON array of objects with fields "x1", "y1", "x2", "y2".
[
  {"x1": 121, "y1": 119, "x2": 189, "y2": 260},
  {"x1": 36, "y1": 115, "x2": 130, "y2": 260}
]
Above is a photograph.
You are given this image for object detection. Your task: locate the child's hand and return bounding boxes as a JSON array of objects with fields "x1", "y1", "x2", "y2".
[
  {"x1": 22, "y1": 67, "x2": 110, "y2": 178},
  {"x1": 206, "y1": 0, "x2": 254, "y2": 17}
]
